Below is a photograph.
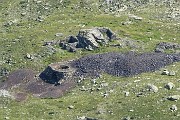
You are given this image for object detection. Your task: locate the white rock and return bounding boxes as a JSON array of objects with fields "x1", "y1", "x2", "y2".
[
  {"x1": 5, "y1": 117, "x2": 10, "y2": 120},
  {"x1": 77, "y1": 116, "x2": 86, "y2": 120},
  {"x1": 147, "y1": 84, "x2": 158, "y2": 93},
  {"x1": 168, "y1": 95, "x2": 180, "y2": 101},
  {"x1": 169, "y1": 71, "x2": 176, "y2": 76},
  {"x1": 68, "y1": 105, "x2": 74, "y2": 109},
  {"x1": 101, "y1": 83, "x2": 109, "y2": 87},
  {"x1": 124, "y1": 91, "x2": 130, "y2": 97},
  {"x1": 165, "y1": 82, "x2": 175, "y2": 90},
  {"x1": 91, "y1": 79, "x2": 97, "y2": 84},
  {"x1": 170, "y1": 105, "x2": 178, "y2": 112},
  {"x1": 26, "y1": 53, "x2": 32, "y2": 59},
  {"x1": 55, "y1": 33, "x2": 63, "y2": 37},
  {"x1": 161, "y1": 69, "x2": 169, "y2": 75}
]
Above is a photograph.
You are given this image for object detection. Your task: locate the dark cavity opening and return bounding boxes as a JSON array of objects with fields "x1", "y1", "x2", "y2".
[{"x1": 59, "y1": 65, "x2": 69, "y2": 69}]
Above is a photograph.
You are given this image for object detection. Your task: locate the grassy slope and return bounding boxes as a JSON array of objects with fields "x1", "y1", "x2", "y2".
[{"x1": 0, "y1": 0, "x2": 180, "y2": 120}]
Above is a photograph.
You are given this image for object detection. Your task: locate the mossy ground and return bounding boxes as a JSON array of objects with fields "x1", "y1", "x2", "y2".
[{"x1": 0, "y1": 0, "x2": 180, "y2": 120}]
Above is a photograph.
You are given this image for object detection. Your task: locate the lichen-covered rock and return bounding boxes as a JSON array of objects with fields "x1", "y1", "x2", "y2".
[
  {"x1": 61, "y1": 27, "x2": 117, "y2": 51},
  {"x1": 77, "y1": 28, "x2": 100, "y2": 49}
]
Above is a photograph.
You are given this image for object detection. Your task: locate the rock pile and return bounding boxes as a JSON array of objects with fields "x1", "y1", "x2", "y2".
[
  {"x1": 155, "y1": 42, "x2": 180, "y2": 53},
  {"x1": 71, "y1": 52, "x2": 180, "y2": 77},
  {"x1": 60, "y1": 27, "x2": 117, "y2": 52}
]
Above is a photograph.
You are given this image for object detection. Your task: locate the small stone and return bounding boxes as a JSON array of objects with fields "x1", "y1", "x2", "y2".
[
  {"x1": 97, "y1": 110, "x2": 104, "y2": 114},
  {"x1": 36, "y1": 1, "x2": 42, "y2": 4},
  {"x1": 122, "y1": 116, "x2": 131, "y2": 120},
  {"x1": 169, "y1": 71, "x2": 176, "y2": 76},
  {"x1": 101, "y1": 83, "x2": 109, "y2": 87},
  {"x1": 97, "y1": 87, "x2": 102, "y2": 91},
  {"x1": 165, "y1": 82, "x2": 175, "y2": 90},
  {"x1": 176, "y1": 88, "x2": 180, "y2": 91},
  {"x1": 26, "y1": 53, "x2": 31, "y2": 59},
  {"x1": 133, "y1": 80, "x2": 141, "y2": 83},
  {"x1": 103, "y1": 92, "x2": 108, "y2": 97},
  {"x1": 21, "y1": 12, "x2": 26, "y2": 16},
  {"x1": 55, "y1": 33, "x2": 63, "y2": 37},
  {"x1": 48, "y1": 112, "x2": 55, "y2": 115},
  {"x1": 124, "y1": 91, "x2": 130, "y2": 97},
  {"x1": 161, "y1": 69, "x2": 169, "y2": 75},
  {"x1": 80, "y1": 86, "x2": 86, "y2": 91},
  {"x1": 26, "y1": 53, "x2": 33, "y2": 59},
  {"x1": 5, "y1": 117, "x2": 10, "y2": 120},
  {"x1": 86, "y1": 117, "x2": 98, "y2": 120},
  {"x1": 109, "y1": 90, "x2": 114, "y2": 93},
  {"x1": 77, "y1": 116, "x2": 86, "y2": 120},
  {"x1": 129, "y1": 109, "x2": 134, "y2": 112},
  {"x1": 137, "y1": 92, "x2": 143, "y2": 97},
  {"x1": 155, "y1": 48, "x2": 164, "y2": 53},
  {"x1": 170, "y1": 105, "x2": 178, "y2": 112},
  {"x1": 129, "y1": 14, "x2": 143, "y2": 21},
  {"x1": 68, "y1": 105, "x2": 74, "y2": 109},
  {"x1": 91, "y1": 79, "x2": 97, "y2": 84},
  {"x1": 168, "y1": 95, "x2": 180, "y2": 101},
  {"x1": 147, "y1": 84, "x2": 158, "y2": 93}
]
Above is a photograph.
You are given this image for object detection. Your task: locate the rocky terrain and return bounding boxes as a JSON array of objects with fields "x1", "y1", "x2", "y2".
[
  {"x1": 72, "y1": 52, "x2": 180, "y2": 77},
  {"x1": 0, "y1": 0, "x2": 180, "y2": 120},
  {"x1": 0, "y1": 51, "x2": 179, "y2": 101}
]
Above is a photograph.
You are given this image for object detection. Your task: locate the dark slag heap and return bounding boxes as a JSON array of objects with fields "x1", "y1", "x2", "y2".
[{"x1": 71, "y1": 52, "x2": 180, "y2": 77}]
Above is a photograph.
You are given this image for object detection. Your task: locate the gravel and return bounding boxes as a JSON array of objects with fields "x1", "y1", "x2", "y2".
[{"x1": 71, "y1": 52, "x2": 180, "y2": 78}]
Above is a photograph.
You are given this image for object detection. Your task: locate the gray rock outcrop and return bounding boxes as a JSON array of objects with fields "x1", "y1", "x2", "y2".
[{"x1": 60, "y1": 27, "x2": 117, "y2": 52}]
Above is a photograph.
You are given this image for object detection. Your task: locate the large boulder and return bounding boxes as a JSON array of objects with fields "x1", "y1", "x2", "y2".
[
  {"x1": 39, "y1": 61, "x2": 75, "y2": 85},
  {"x1": 61, "y1": 27, "x2": 117, "y2": 51},
  {"x1": 77, "y1": 28, "x2": 103, "y2": 49}
]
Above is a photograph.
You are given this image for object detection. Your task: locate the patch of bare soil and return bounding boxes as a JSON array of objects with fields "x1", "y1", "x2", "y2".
[{"x1": 0, "y1": 69, "x2": 76, "y2": 101}]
